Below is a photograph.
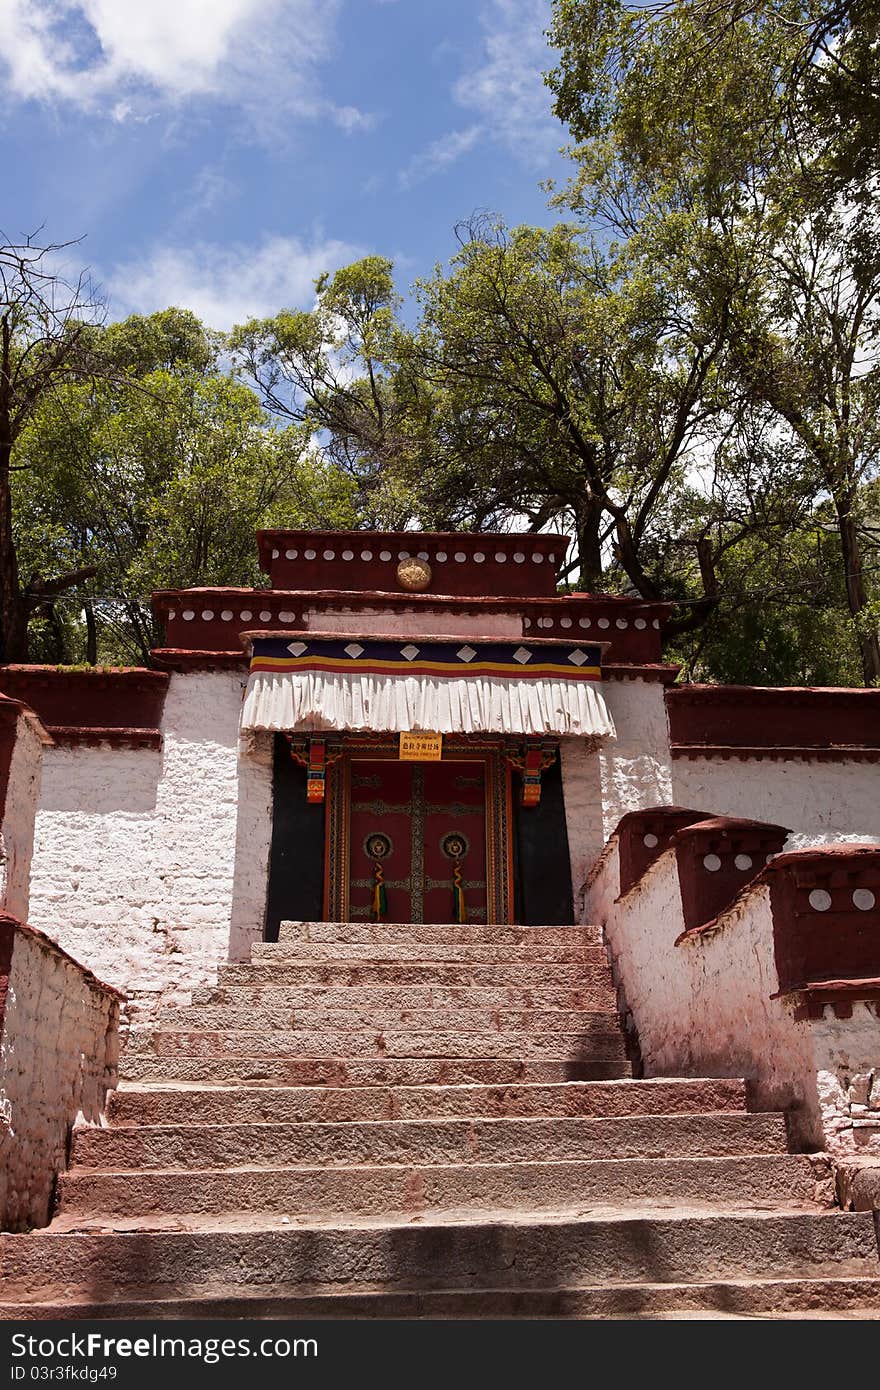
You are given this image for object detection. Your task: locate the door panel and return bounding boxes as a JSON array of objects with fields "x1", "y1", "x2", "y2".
[
  {"x1": 422, "y1": 762, "x2": 487, "y2": 924},
  {"x1": 346, "y1": 758, "x2": 488, "y2": 924}
]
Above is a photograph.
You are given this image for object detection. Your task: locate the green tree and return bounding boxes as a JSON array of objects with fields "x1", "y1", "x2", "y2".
[
  {"x1": 546, "y1": 0, "x2": 880, "y2": 682},
  {"x1": 0, "y1": 235, "x2": 105, "y2": 662},
  {"x1": 13, "y1": 309, "x2": 356, "y2": 664}
]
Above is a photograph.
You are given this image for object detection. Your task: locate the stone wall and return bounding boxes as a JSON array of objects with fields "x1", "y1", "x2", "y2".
[
  {"x1": 25, "y1": 672, "x2": 273, "y2": 1022},
  {"x1": 671, "y1": 756, "x2": 880, "y2": 847},
  {"x1": 0, "y1": 914, "x2": 122, "y2": 1230},
  {"x1": 598, "y1": 679, "x2": 673, "y2": 839},
  {"x1": 0, "y1": 700, "x2": 47, "y2": 921},
  {"x1": 584, "y1": 826, "x2": 880, "y2": 1162}
]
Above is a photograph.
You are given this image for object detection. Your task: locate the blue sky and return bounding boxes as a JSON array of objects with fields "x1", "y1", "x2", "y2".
[{"x1": 2, "y1": 0, "x2": 572, "y2": 328}]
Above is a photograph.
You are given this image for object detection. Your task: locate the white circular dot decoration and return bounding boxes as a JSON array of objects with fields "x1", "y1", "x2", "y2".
[
  {"x1": 579, "y1": 617, "x2": 591, "y2": 629},
  {"x1": 285, "y1": 549, "x2": 298, "y2": 560},
  {"x1": 323, "y1": 550, "x2": 335, "y2": 561},
  {"x1": 853, "y1": 888, "x2": 876, "y2": 911},
  {"x1": 304, "y1": 549, "x2": 316, "y2": 560},
  {"x1": 201, "y1": 610, "x2": 214, "y2": 621},
  {"x1": 417, "y1": 552, "x2": 429, "y2": 561},
  {"x1": 643, "y1": 833, "x2": 659, "y2": 849},
  {"x1": 513, "y1": 552, "x2": 526, "y2": 563},
  {"x1": 379, "y1": 550, "x2": 392, "y2": 562},
  {"x1": 531, "y1": 552, "x2": 543, "y2": 563},
  {"x1": 548, "y1": 555, "x2": 556, "y2": 564},
  {"x1": 598, "y1": 618, "x2": 610, "y2": 629},
  {"x1": 435, "y1": 551, "x2": 447, "y2": 562},
  {"x1": 495, "y1": 552, "x2": 507, "y2": 563},
  {"x1": 766, "y1": 854, "x2": 774, "y2": 864},
  {"x1": 703, "y1": 854, "x2": 722, "y2": 872},
  {"x1": 271, "y1": 549, "x2": 279, "y2": 559},
  {"x1": 168, "y1": 610, "x2": 176, "y2": 621},
  {"x1": 809, "y1": 889, "x2": 833, "y2": 912},
  {"x1": 259, "y1": 611, "x2": 272, "y2": 622},
  {"x1": 734, "y1": 854, "x2": 753, "y2": 871},
  {"x1": 182, "y1": 610, "x2": 195, "y2": 621},
  {"x1": 635, "y1": 618, "x2": 647, "y2": 630},
  {"x1": 616, "y1": 618, "x2": 628, "y2": 629},
  {"x1": 398, "y1": 550, "x2": 410, "y2": 560},
  {"x1": 241, "y1": 610, "x2": 252, "y2": 621},
  {"x1": 653, "y1": 619, "x2": 661, "y2": 629},
  {"x1": 279, "y1": 611, "x2": 296, "y2": 623},
  {"x1": 454, "y1": 551, "x2": 467, "y2": 562},
  {"x1": 342, "y1": 550, "x2": 354, "y2": 561},
  {"x1": 523, "y1": 618, "x2": 531, "y2": 628},
  {"x1": 220, "y1": 610, "x2": 233, "y2": 621},
  {"x1": 360, "y1": 550, "x2": 373, "y2": 561},
  {"x1": 560, "y1": 617, "x2": 572, "y2": 628},
  {"x1": 474, "y1": 552, "x2": 485, "y2": 563}
]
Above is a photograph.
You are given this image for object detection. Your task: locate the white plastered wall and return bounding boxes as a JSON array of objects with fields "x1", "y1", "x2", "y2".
[
  {"x1": 672, "y1": 756, "x2": 880, "y2": 846},
  {"x1": 0, "y1": 711, "x2": 45, "y2": 921},
  {"x1": 25, "y1": 672, "x2": 273, "y2": 1020},
  {"x1": 598, "y1": 680, "x2": 674, "y2": 837}
]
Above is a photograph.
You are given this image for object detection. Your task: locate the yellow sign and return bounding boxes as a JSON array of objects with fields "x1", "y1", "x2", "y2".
[{"x1": 399, "y1": 731, "x2": 443, "y2": 761}]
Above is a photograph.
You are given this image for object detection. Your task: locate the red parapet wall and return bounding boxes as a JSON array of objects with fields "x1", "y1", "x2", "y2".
[
  {"x1": 765, "y1": 846, "x2": 880, "y2": 998},
  {"x1": 151, "y1": 587, "x2": 670, "y2": 667},
  {"x1": 666, "y1": 685, "x2": 880, "y2": 759},
  {"x1": 256, "y1": 530, "x2": 569, "y2": 598},
  {"x1": 0, "y1": 668, "x2": 169, "y2": 747},
  {"x1": 673, "y1": 817, "x2": 790, "y2": 933},
  {"x1": 615, "y1": 805, "x2": 710, "y2": 897}
]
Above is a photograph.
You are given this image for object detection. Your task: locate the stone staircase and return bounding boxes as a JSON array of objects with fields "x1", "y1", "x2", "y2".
[{"x1": 2, "y1": 921, "x2": 879, "y2": 1319}]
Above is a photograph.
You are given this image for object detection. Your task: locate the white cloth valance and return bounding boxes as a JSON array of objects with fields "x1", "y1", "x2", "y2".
[{"x1": 240, "y1": 668, "x2": 616, "y2": 739}]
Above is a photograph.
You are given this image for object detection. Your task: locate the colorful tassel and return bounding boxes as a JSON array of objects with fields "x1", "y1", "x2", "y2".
[
  {"x1": 452, "y1": 860, "x2": 466, "y2": 923},
  {"x1": 371, "y1": 861, "x2": 387, "y2": 922}
]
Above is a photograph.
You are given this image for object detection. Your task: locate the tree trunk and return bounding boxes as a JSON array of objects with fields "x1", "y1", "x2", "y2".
[
  {"x1": 836, "y1": 496, "x2": 880, "y2": 685},
  {"x1": 575, "y1": 493, "x2": 605, "y2": 590},
  {"x1": 0, "y1": 437, "x2": 28, "y2": 663},
  {"x1": 85, "y1": 600, "x2": 98, "y2": 666}
]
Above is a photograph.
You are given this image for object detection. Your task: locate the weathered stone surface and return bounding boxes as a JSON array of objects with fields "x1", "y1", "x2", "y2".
[{"x1": 0, "y1": 923, "x2": 120, "y2": 1230}]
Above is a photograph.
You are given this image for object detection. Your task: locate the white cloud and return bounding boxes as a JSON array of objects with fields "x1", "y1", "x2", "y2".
[
  {"x1": 398, "y1": 125, "x2": 482, "y2": 190},
  {"x1": 0, "y1": 0, "x2": 376, "y2": 135},
  {"x1": 105, "y1": 232, "x2": 365, "y2": 331},
  {"x1": 454, "y1": 0, "x2": 563, "y2": 168}
]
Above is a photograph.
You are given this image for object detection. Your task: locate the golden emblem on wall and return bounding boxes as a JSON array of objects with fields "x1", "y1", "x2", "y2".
[{"x1": 396, "y1": 557, "x2": 432, "y2": 591}]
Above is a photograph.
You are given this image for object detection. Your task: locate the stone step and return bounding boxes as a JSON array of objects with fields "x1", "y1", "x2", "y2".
[
  {"x1": 119, "y1": 1056, "x2": 632, "y2": 1086},
  {"x1": 251, "y1": 942, "x2": 608, "y2": 964},
  {"x1": 191, "y1": 981, "x2": 616, "y2": 1011},
  {"x1": 108, "y1": 1077, "x2": 749, "y2": 1127},
  {"x1": 155, "y1": 1004, "x2": 620, "y2": 1032},
  {"x1": 71, "y1": 1113, "x2": 788, "y2": 1172},
  {"x1": 5, "y1": 1211, "x2": 874, "y2": 1293},
  {"x1": 123, "y1": 1026, "x2": 628, "y2": 1061},
  {"x1": 58, "y1": 1156, "x2": 821, "y2": 1220},
  {"x1": 277, "y1": 922, "x2": 604, "y2": 947},
  {"x1": 218, "y1": 961, "x2": 612, "y2": 989},
  {"x1": 4, "y1": 1275, "x2": 880, "y2": 1320}
]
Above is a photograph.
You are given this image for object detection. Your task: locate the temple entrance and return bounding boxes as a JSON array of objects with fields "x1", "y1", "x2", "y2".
[
  {"x1": 264, "y1": 732, "x2": 575, "y2": 937},
  {"x1": 345, "y1": 759, "x2": 489, "y2": 925},
  {"x1": 325, "y1": 742, "x2": 513, "y2": 924}
]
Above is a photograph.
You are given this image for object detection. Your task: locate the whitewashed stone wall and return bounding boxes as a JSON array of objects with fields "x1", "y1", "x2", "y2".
[
  {"x1": 585, "y1": 842, "x2": 880, "y2": 1156},
  {"x1": 0, "y1": 709, "x2": 45, "y2": 921},
  {"x1": 26, "y1": 672, "x2": 273, "y2": 1021},
  {"x1": 598, "y1": 681, "x2": 673, "y2": 838},
  {"x1": 559, "y1": 736, "x2": 605, "y2": 908},
  {"x1": 672, "y1": 756, "x2": 880, "y2": 846},
  {"x1": 0, "y1": 921, "x2": 120, "y2": 1230}
]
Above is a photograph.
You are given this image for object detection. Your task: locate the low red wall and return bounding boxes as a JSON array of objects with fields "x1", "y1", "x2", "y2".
[
  {"x1": 0, "y1": 668, "x2": 169, "y2": 747},
  {"x1": 666, "y1": 685, "x2": 880, "y2": 758}
]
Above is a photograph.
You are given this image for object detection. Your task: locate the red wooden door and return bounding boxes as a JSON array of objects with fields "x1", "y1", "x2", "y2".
[{"x1": 347, "y1": 758, "x2": 488, "y2": 924}]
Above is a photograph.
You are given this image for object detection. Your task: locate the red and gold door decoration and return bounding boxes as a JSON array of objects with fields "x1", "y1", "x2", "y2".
[{"x1": 325, "y1": 743, "x2": 511, "y2": 924}]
